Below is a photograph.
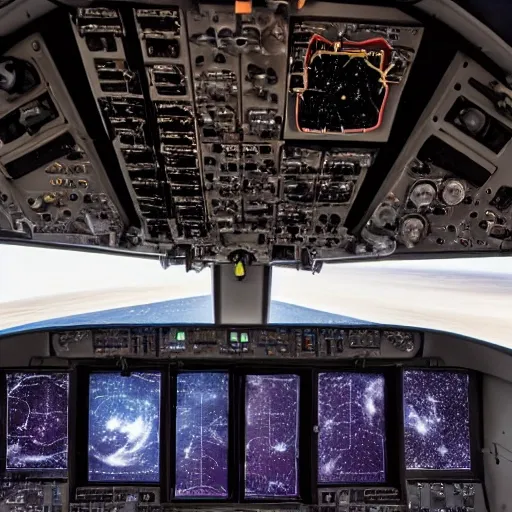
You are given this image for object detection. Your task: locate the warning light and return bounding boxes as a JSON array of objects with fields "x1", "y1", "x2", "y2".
[
  {"x1": 176, "y1": 331, "x2": 186, "y2": 342},
  {"x1": 241, "y1": 333, "x2": 249, "y2": 343},
  {"x1": 230, "y1": 332, "x2": 239, "y2": 343},
  {"x1": 235, "y1": 0, "x2": 252, "y2": 14}
]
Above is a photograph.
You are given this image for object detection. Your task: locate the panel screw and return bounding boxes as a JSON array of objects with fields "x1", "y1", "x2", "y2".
[{"x1": 32, "y1": 41, "x2": 40, "y2": 51}]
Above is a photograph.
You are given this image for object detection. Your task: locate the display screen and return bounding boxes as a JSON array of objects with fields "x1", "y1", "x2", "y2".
[
  {"x1": 88, "y1": 372, "x2": 161, "y2": 482},
  {"x1": 245, "y1": 374, "x2": 299, "y2": 497},
  {"x1": 403, "y1": 370, "x2": 471, "y2": 471},
  {"x1": 6, "y1": 372, "x2": 69, "y2": 471},
  {"x1": 318, "y1": 372, "x2": 386, "y2": 483},
  {"x1": 175, "y1": 372, "x2": 229, "y2": 497}
]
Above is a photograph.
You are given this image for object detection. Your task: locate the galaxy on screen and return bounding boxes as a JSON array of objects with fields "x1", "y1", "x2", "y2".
[
  {"x1": 245, "y1": 374, "x2": 299, "y2": 498},
  {"x1": 6, "y1": 372, "x2": 69, "y2": 471},
  {"x1": 403, "y1": 370, "x2": 471, "y2": 471},
  {"x1": 87, "y1": 371, "x2": 161, "y2": 483},
  {"x1": 317, "y1": 372, "x2": 387, "y2": 484},
  {"x1": 175, "y1": 372, "x2": 229, "y2": 497}
]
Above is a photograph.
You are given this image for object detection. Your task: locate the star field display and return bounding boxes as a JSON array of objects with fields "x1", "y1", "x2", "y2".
[
  {"x1": 403, "y1": 370, "x2": 471, "y2": 471},
  {"x1": 175, "y1": 372, "x2": 229, "y2": 497},
  {"x1": 318, "y1": 372, "x2": 386, "y2": 484},
  {"x1": 245, "y1": 374, "x2": 299, "y2": 497},
  {"x1": 6, "y1": 372, "x2": 69, "y2": 471},
  {"x1": 88, "y1": 372, "x2": 161, "y2": 482}
]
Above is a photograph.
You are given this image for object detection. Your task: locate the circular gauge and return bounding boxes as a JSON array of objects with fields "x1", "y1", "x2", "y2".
[
  {"x1": 458, "y1": 107, "x2": 487, "y2": 134},
  {"x1": 29, "y1": 196, "x2": 44, "y2": 210},
  {"x1": 399, "y1": 215, "x2": 426, "y2": 248},
  {"x1": 442, "y1": 179, "x2": 465, "y2": 206},
  {"x1": 409, "y1": 181, "x2": 436, "y2": 208},
  {"x1": 262, "y1": 19, "x2": 287, "y2": 55},
  {"x1": 0, "y1": 58, "x2": 17, "y2": 92},
  {"x1": 372, "y1": 204, "x2": 397, "y2": 228}
]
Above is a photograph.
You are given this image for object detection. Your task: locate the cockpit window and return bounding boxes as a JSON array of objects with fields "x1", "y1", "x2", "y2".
[
  {"x1": 0, "y1": 244, "x2": 213, "y2": 334},
  {"x1": 269, "y1": 257, "x2": 512, "y2": 348}
]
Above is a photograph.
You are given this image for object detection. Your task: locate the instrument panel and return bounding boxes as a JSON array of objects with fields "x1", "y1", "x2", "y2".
[
  {"x1": 0, "y1": 481, "x2": 487, "y2": 511},
  {"x1": 0, "y1": 325, "x2": 487, "y2": 512},
  {"x1": 51, "y1": 326, "x2": 421, "y2": 359},
  {"x1": 360, "y1": 54, "x2": 512, "y2": 256}
]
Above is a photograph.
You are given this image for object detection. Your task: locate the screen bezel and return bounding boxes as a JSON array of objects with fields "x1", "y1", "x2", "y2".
[
  {"x1": 0, "y1": 368, "x2": 70, "y2": 480},
  {"x1": 3, "y1": 358, "x2": 479, "y2": 503},
  {"x1": 73, "y1": 364, "x2": 167, "y2": 490},
  {"x1": 72, "y1": 361, "x2": 405, "y2": 503},
  {"x1": 401, "y1": 367, "x2": 483, "y2": 481},
  {"x1": 171, "y1": 369, "x2": 233, "y2": 502},
  {"x1": 240, "y1": 370, "x2": 305, "y2": 502},
  {"x1": 314, "y1": 367, "x2": 402, "y2": 491}
]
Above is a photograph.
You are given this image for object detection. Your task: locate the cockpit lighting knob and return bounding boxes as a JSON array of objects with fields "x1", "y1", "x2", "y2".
[
  {"x1": 0, "y1": 57, "x2": 39, "y2": 95},
  {"x1": 410, "y1": 181, "x2": 436, "y2": 209},
  {"x1": 441, "y1": 179, "x2": 465, "y2": 206},
  {"x1": 399, "y1": 216, "x2": 426, "y2": 248}
]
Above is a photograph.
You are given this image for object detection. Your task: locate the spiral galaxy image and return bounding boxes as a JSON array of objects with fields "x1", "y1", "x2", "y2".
[{"x1": 88, "y1": 371, "x2": 161, "y2": 482}]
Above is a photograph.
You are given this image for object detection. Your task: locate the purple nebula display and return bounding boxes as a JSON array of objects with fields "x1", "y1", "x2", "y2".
[
  {"x1": 403, "y1": 370, "x2": 471, "y2": 471},
  {"x1": 318, "y1": 372, "x2": 386, "y2": 484},
  {"x1": 245, "y1": 374, "x2": 299, "y2": 497},
  {"x1": 88, "y1": 372, "x2": 161, "y2": 483},
  {"x1": 175, "y1": 372, "x2": 229, "y2": 497},
  {"x1": 6, "y1": 372, "x2": 69, "y2": 470}
]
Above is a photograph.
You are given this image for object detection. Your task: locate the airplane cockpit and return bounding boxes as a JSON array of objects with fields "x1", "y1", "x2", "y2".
[{"x1": 0, "y1": 0, "x2": 512, "y2": 510}]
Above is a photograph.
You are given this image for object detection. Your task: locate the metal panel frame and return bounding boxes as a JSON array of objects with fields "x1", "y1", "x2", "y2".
[{"x1": 357, "y1": 52, "x2": 512, "y2": 254}]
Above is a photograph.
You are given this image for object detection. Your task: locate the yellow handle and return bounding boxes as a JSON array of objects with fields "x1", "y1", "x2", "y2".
[{"x1": 234, "y1": 261, "x2": 246, "y2": 278}]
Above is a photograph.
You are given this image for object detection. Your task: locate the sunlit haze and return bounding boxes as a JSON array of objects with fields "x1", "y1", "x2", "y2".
[
  {"x1": 3, "y1": 244, "x2": 512, "y2": 348},
  {"x1": 0, "y1": 245, "x2": 211, "y2": 303}
]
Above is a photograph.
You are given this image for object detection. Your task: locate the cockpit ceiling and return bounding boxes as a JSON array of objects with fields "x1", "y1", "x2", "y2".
[{"x1": 0, "y1": 2, "x2": 511, "y2": 269}]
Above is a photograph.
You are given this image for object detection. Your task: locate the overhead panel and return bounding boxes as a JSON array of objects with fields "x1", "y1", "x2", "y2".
[
  {"x1": 0, "y1": 34, "x2": 127, "y2": 247},
  {"x1": 134, "y1": 8, "x2": 210, "y2": 244},
  {"x1": 71, "y1": 7, "x2": 173, "y2": 245},
  {"x1": 23, "y1": 4, "x2": 512, "y2": 263},
  {"x1": 360, "y1": 53, "x2": 512, "y2": 255},
  {"x1": 7, "y1": 3, "x2": 493, "y2": 267}
]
